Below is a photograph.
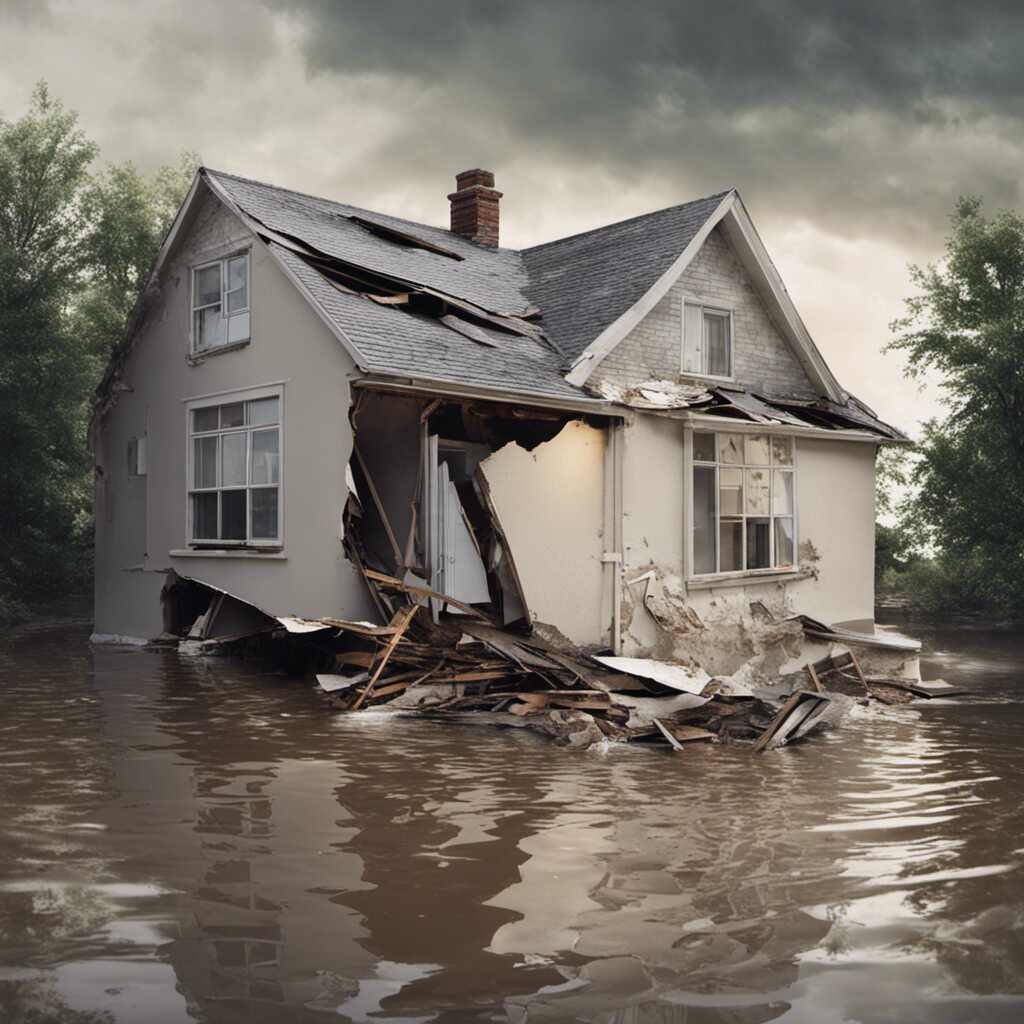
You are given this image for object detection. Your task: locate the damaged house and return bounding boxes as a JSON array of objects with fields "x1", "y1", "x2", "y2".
[{"x1": 91, "y1": 166, "x2": 908, "y2": 689}]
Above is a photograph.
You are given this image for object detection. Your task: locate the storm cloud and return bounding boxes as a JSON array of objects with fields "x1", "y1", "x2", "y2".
[{"x1": 4, "y1": 0, "x2": 1023, "y2": 427}]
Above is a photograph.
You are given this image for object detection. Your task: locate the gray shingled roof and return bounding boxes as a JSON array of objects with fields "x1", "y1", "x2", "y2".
[
  {"x1": 271, "y1": 244, "x2": 593, "y2": 403},
  {"x1": 207, "y1": 169, "x2": 532, "y2": 317},
  {"x1": 205, "y1": 168, "x2": 731, "y2": 402},
  {"x1": 520, "y1": 191, "x2": 732, "y2": 363}
]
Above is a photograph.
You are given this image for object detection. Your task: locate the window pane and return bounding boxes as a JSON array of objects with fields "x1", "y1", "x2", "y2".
[
  {"x1": 719, "y1": 467, "x2": 743, "y2": 515},
  {"x1": 193, "y1": 407, "x2": 218, "y2": 432},
  {"x1": 192, "y1": 492, "x2": 218, "y2": 539},
  {"x1": 693, "y1": 466, "x2": 716, "y2": 574},
  {"x1": 719, "y1": 519, "x2": 743, "y2": 572},
  {"x1": 248, "y1": 397, "x2": 279, "y2": 426},
  {"x1": 193, "y1": 436, "x2": 218, "y2": 488},
  {"x1": 745, "y1": 468, "x2": 770, "y2": 514},
  {"x1": 744, "y1": 434, "x2": 770, "y2": 465},
  {"x1": 251, "y1": 488, "x2": 279, "y2": 539},
  {"x1": 220, "y1": 403, "x2": 244, "y2": 428},
  {"x1": 195, "y1": 305, "x2": 225, "y2": 348},
  {"x1": 718, "y1": 433, "x2": 743, "y2": 464},
  {"x1": 773, "y1": 470, "x2": 794, "y2": 515},
  {"x1": 195, "y1": 264, "x2": 221, "y2": 307},
  {"x1": 682, "y1": 304, "x2": 704, "y2": 375},
  {"x1": 221, "y1": 490, "x2": 247, "y2": 540},
  {"x1": 221, "y1": 432, "x2": 246, "y2": 486},
  {"x1": 250, "y1": 429, "x2": 279, "y2": 485},
  {"x1": 747, "y1": 517, "x2": 771, "y2": 569},
  {"x1": 774, "y1": 517, "x2": 795, "y2": 567},
  {"x1": 771, "y1": 436, "x2": 793, "y2": 466},
  {"x1": 693, "y1": 431, "x2": 716, "y2": 463},
  {"x1": 227, "y1": 256, "x2": 248, "y2": 311},
  {"x1": 704, "y1": 312, "x2": 730, "y2": 377}
]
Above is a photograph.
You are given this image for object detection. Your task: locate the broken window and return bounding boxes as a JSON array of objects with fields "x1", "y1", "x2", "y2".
[
  {"x1": 691, "y1": 431, "x2": 795, "y2": 575},
  {"x1": 682, "y1": 303, "x2": 733, "y2": 379},
  {"x1": 188, "y1": 392, "x2": 281, "y2": 546},
  {"x1": 191, "y1": 252, "x2": 250, "y2": 352}
]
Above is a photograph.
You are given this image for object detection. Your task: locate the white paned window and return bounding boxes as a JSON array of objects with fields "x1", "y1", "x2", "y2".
[
  {"x1": 682, "y1": 303, "x2": 733, "y2": 379},
  {"x1": 691, "y1": 430, "x2": 795, "y2": 575},
  {"x1": 188, "y1": 393, "x2": 281, "y2": 545},
  {"x1": 191, "y1": 252, "x2": 250, "y2": 352}
]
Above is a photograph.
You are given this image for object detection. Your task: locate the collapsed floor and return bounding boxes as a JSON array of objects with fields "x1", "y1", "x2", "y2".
[{"x1": 161, "y1": 569, "x2": 957, "y2": 755}]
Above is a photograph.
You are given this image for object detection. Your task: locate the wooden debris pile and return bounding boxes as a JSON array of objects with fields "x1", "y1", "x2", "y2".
[{"x1": 306, "y1": 571, "x2": 855, "y2": 752}]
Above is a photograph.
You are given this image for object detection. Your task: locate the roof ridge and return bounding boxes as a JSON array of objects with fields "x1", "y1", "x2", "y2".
[
  {"x1": 521, "y1": 189, "x2": 735, "y2": 254},
  {"x1": 202, "y1": 166, "x2": 524, "y2": 254}
]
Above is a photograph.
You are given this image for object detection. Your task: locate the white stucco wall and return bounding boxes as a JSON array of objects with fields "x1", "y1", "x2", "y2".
[
  {"x1": 479, "y1": 421, "x2": 608, "y2": 647},
  {"x1": 94, "y1": 186, "x2": 375, "y2": 639},
  {"x1": 618, "y1": 415, "x2": 877, "y2": 655}
]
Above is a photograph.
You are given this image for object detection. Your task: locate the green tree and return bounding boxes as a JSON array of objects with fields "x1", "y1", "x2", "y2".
[
  {"x1": 74, "y1": 152, "x2": 197, "y2": 372},
  {"x1": 0, "y1": 83, "x2": 96, "y2": 620},
  {"x1": 889, "y1": 196, "x2": 1024, "y2": 614},
  {"x1": 0, "y1": 82, "x2": 197, "y2": 622}
]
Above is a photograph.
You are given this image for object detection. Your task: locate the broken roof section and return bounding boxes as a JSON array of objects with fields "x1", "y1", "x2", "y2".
[
  {"x1": 594, "y1": 379, "x2": 908, "y2": 441},
  {"x1": 204, "y1": 170, "x2": 601, "y2": 406},
  {"x1": 95, "y1": 166, "x2": 905, "y2": 439}
]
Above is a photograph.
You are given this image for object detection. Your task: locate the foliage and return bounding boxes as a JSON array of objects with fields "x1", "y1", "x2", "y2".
[
  {"x1": 73, "y1": 152, "x2": 196, "y2": 373},
  {"x1": 0, "y1": 84, "x2": 96, "y2": 617},
  {"x1": 886, "y1": 196, "x2": 1024, "y2": 615},
  {"x1": 0, "y1": 82, "x2": 196, "y2": 622}
]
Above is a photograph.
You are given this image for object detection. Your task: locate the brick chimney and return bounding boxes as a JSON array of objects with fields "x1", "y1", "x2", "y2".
[{"x1": 448, "y1": 169, "x2": 502, "y2": 247}]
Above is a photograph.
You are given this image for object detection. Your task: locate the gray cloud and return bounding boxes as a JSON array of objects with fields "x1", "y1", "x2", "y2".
[
  {"x1": 272, "y1": 0, "x2": 1024, "y2": 245},
  {"x1": 4, "y1": 0, "x2": 1015, "y2": 428}
]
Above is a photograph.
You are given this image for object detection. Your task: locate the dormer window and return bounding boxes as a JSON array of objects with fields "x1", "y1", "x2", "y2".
[
  {"x1": 191, "y1": 252, "x2": 250, "y2": 352},
  {"x1": 682, "y1": 303, "x2": 733, "y2": 379}
]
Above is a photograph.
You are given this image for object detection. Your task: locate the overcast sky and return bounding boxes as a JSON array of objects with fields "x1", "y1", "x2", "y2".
[{"x1": 5, "y1": 0, "x2": 1023, "y2": 432}]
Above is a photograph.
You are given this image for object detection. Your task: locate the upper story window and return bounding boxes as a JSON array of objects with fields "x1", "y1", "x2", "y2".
[
  {"x1": 191, "y1": 252, "x2": 250, "y2": 353},
  {"x1": 188, "y1": 390, "x2": 281, "y2": 546},
  {"x1": 682, "y1": 303, "x2": 732, "y2": 379},
  {"x1": 691, "y1": 430, "x2": 795, "y2": 576}
]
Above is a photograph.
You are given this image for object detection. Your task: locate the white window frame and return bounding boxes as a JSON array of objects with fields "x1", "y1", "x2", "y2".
[
  {"x1": 681, "y1": 301, "x2": 734, "y2": 381},
  {"x1": 190, "y1": 250, "x2": 251, "y2": 354},
  {"x1": 685, "y1": 426, "x2": 798, "y2": 580},
  {"x1": 184, "y1": 383, "x2": 284, "y2": 549}
]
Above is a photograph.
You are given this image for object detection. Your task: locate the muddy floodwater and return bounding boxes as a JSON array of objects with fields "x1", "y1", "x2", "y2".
[{"x1": 2, "y1": 620, "x2": 1024, "y2": 1023}]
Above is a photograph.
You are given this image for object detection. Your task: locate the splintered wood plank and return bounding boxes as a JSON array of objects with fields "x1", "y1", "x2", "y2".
[
  {"x1": 363, "y1": 569, "x2": 490, "y2": 620},
  {"x1": 752, "y1": 691, "x2": 829, "y2": 754},
  {"x1": 652, "y1": 717, "x2": 684, "y2": 751},
  {"x1": 351, "y1": 605, "x2": 418, "y2": 711},
  {"x1": 670, "y1": 725, "x2": 716, "y2": 743},
  {"x1": 805, "y1": 663, "x2": 824, "y2": 693}
]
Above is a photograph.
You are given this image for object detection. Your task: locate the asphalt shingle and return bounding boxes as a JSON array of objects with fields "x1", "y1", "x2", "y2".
[
  {"x1": 520, "y1": 191, "x2": 732, "y2": 363},
  {"x1": 272, "y1": 244, "x2": 595, "y2": 403},
  {"x1": 204, "y1": 168, "x2": 728, "y2": 402}
]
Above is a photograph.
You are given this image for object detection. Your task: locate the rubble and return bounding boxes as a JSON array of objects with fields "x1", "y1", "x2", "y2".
[
  {"x1": 161, "y1": 563, "x2": 953, "y2": 755},
  {"x1": 153, "y1": 388, "x2": 939, "y2": 756}
]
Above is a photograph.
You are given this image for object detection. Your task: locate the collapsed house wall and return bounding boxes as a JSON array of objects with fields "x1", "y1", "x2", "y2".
[
  {"x1": 94, "y1": 188, "x2": 375, "y2": 640},
  {"x1": 618, "y1": 414, "x2": 878, "y2": 664},
  {"x1": 478, "y1": 421, "x2": 609, "y2": 647}
]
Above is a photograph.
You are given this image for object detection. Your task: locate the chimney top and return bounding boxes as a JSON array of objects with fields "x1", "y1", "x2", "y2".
[
  {"x1": 455, "y1": 168, "x2": 495, "y2": 190},
  {"x1": 448, "y1": 168, "x2": 502, "y2": 248}
]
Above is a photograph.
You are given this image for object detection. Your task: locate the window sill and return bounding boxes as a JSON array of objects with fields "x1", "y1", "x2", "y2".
[
  {"x1": 169, "y1": 548, "x2": 286, "y2": 560},
  {"x1": 187, "y1": 338, "x2": 251, "y2": 364},
  {"x1": 686, "y1": 569, "x2": 808, "y2": 591},
  {"x1": 680, "y1": 371, "x2": 735, "y2": 385}
]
